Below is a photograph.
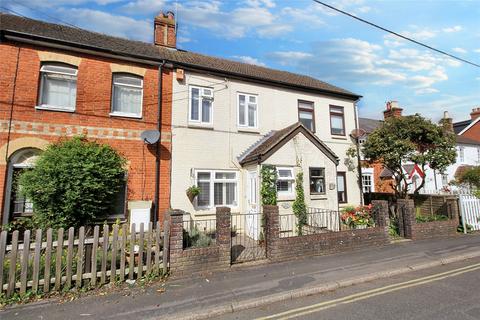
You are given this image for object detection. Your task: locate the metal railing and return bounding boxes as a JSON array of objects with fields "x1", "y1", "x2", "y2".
[
  {"x1": 279, "y1": 208, "x2": 341, "y2": 238},
  {"x1": 182, "y1": 217, "x2": 216, "y2": 249}
]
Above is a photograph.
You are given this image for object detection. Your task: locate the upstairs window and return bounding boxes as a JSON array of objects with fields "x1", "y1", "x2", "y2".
[
  {"x1": 310, "y1": 167, "x2": 325, "y2": 194},
  {"x1": 238, "y1": 93, "x2": 258, "y2": 128},
  {"x1": 38, "y1": 63, "x2": 77, "y2": 111},
  {"x1": 190, "y1": 86, "x2": 213, "y2": 125},
  {"x1": 298, "y1": 100, "x2": 315, "y2": 132},
  {"x1": 276, "y1": 167, "x2": 295, "y2": 196},
  {"x1": 111, "y1": 73, "x2": 143, "y2": 118},
  {"x1": 330, "y1": 106, "x2": 345, "y2": 136}
]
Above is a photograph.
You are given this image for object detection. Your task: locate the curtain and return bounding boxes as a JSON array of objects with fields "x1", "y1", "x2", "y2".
[
  {"x1": 42, "y1": 74, "x2": 76, "y2": 109},
  {"x1": 113, "y1": 85, "x2": 142, "y2": 115}
]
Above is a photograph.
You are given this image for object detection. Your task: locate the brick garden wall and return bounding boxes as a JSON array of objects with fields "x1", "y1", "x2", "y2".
[
  {"x1": 0, "y1": 42, "x2": 173, "y2": 223},
  {"x1": 264, "y1": 204, "x2": 390, "y2": 262},
  {"x1": 397, "y1": 199, "x2": 459, "y2": 241},
  {"x1": 168, "y1": 207, "x2": 231, "y2": 278}
]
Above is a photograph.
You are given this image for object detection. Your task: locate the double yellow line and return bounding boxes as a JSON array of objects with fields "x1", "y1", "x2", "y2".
[{"x1": 255, "y1": 262, "x2": 480, "y2": 320}]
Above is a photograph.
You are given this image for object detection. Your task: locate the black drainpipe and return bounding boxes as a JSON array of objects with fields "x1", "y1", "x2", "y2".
[{"x1": 154, "y1": 61, "x2": 166, "y2": 225}]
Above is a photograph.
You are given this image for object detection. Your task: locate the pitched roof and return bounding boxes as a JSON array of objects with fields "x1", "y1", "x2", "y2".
[
  {"x1": 379, "y1": 164, "x2": 423, "y2": 179},
  {"x1": 453, "y1": 119, "x2": 472, "y2": 134},
  {"x1": 456, "y1": 135, "x2": 480, "y2": 145},
  {"x1": 358, "y1": 117, "x2": 383, "y2": 134},
  {"x1": 0, "y1": 13, "x2": 360, "y2": 99},
  {"x1": 238, "y1": 122, "x2": 339, "y2": 166}
]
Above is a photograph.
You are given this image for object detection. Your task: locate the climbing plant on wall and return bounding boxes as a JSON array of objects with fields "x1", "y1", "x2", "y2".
[
  {"x1": 260, "y1": 165, "x2": 277, "y2": 205},
  {"x1": 292, "y1": 171, "x2": 307, "y2": 235}
]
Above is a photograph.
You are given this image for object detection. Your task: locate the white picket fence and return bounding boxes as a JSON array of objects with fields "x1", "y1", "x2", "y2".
[{"x1": 459, "y1": 194, "x2": 480, "y2": 232}]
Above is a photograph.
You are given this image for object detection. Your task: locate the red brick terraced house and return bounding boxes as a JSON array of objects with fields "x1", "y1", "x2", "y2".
[{"x1": 0, "y1": 12, "x2": 177, "y2": 225}]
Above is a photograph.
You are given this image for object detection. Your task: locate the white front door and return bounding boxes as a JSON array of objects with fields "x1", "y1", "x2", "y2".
[{"x1": 246, "y1": 170, "x2": 259, "y2": 240}]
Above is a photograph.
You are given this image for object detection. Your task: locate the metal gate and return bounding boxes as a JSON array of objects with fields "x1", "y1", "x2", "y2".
[{"x1": 231, "y1": 212, "x2": 266, "y2": 263}]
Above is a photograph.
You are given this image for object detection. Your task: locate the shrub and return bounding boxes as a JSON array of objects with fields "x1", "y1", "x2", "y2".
[
  {"x1": 19, "y1": 136, "x2": 126, "y2": 229},
  {"x1": 341, "y1": 205, "x2": 375, "y2": 229},
  {"x1": 292, "y1": 172, "x2": 307, "y2": 235},
  {"x1": 260, "y1": 165, "x2": 277, "y2": 205}
]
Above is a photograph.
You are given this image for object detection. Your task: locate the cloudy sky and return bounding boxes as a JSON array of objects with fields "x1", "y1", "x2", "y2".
[{"x1": 2, "y1": 0, "x2": 480, "y2": 121}]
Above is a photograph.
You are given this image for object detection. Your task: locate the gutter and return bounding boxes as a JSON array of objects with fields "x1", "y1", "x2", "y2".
[
  {"x1": 353, "y1": 100, "x2": 364, "y2": 205},
  {"x1": 154, "y1": 62, "x2": 165, "y2": 225}
]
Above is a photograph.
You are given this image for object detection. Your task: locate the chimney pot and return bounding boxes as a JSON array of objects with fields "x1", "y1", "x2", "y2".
[
  {"x1": 154, "y1": 11, "x2": 176, "y2": 48},
  {"x1": 471, "y1": 107, "x2": 480, "y2": 120},
  {"x1": 383, "y1": 100, "x2": 403, "y2": 120}
]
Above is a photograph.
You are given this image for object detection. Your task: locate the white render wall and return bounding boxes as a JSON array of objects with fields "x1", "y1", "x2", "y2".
[
  {"x1": 170, "y1": 70, "x2": 361, "y2": 216},
  {"x1": 423, "y1": 143, "x2": 480, "y2": 192}
]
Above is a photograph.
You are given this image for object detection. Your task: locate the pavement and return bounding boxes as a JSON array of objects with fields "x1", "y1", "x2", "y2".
[{"x1": 2, "y1": 234, "x2": 480, "y2": 320}]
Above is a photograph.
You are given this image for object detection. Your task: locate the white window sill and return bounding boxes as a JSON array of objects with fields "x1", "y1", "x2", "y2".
[
  {"x1": 277, "y1": 195, "x2": 295, "y2": 202},
  {"x1": 35, "y1": 105, "x2": 75, "y2": 113},
  {"x1": 188, "y1": 123, "x2": 214, "y2": 130},
  {"x1": 331, "y1": 136, "x2": 348, "y2": 140},
  {"x1": 110, "y1": 112, "x2": 142, "y2": 119},
  {"x1": 310, "y1": 194, "x2": 327, "y2": 200},
  {"x1": 237, "y1": 127, "x2": 260, "y2": 134}
]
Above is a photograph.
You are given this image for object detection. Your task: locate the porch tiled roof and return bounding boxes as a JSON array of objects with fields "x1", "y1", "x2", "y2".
[{"x1": 238, "y1": 122, "x2": 339, "y2": 166}]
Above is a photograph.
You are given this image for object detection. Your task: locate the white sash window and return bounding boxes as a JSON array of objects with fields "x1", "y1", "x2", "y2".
[{"x1": 38, "y1": 63, "x2": 77, "y2": 111}]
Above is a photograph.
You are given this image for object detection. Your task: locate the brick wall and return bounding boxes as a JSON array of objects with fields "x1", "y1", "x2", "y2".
[
  {"x1": 0, "y1": 42, "x2": 172, "y2": 223},
  {"x1": 168, "y1": 207, "x2": 231, "y2": 278},
  {"x1": 265, "y1": 205, "x2": 390, "y2": 262},
  {"x1": 397, "y1": 199, "x2": 459, "y2": 240}
]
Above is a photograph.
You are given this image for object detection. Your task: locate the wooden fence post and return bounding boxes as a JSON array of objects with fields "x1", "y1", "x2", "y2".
[{"x1": 20, "y1": 230, "x2": 31, "y2": 295}]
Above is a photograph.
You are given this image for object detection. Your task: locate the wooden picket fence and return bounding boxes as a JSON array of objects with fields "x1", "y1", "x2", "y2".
[
  {"x1": 0, "y1": 222, "x2": 170, "y2": 298},
  {"x1": 459, "y1": 194, "x2": 480, "y2": 232}
]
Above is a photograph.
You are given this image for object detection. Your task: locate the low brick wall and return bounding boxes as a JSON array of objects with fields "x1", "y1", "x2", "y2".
[
  {"x1": 411, "y1": 219, "x2": 458, "y2": 240},
  {"x1": 168, "y1": 208, "x2": 231, "y2": 278},
  {"x1": 398, "y1": 199, "x2": 459, "y2": 241},
  {"x1": 269, "y1": 227, "x2": 389, "y2": 262},
  {"x1": 264, "y1": 204, "x2": 390, "y2": 262}
]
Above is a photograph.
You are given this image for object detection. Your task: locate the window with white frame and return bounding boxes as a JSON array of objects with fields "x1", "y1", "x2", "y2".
[
  {"x1": 111, "y1": 73, "x2": 143, "y2": 118},
  {"x1": 362, "y1": 174, "x2": 373, "y2": 193},
  {"x1": 195, "y1": 170, "x2": 237, "y2": 208},
  {"x1": 38, "y1": 63, "x2": 78, "y2": 111},
  {"x1": 238, "y1": 93, "x2": 258, "y2": 128},
  {"x1": 190, "y1": 86, "x2": 213, "y2": 125},
  {"x1": 459, "y1": 146, "x2": 465, "y2": 162},
  {"x1": 276, "y1": 167, "x2": 295, "y2": 195}
]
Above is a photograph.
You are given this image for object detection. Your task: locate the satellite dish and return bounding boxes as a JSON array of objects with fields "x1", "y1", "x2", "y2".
[{"x1": 140, "y1": 130, "x2": 160, "y2": 144}]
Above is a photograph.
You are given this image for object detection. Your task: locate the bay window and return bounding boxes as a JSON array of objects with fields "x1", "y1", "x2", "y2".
[
  {"x1": 196, "y1": 170, "x2": 237, "y2": 208},
  {"x1": 38, "y1": 63, "x2": 77, "y2": 111},
  {"x1": 238, "y1": 93, "x2": 258, "y2": 128},
  {"x1": 276, "y1": 167, "x2": 295, "y2": 196},
  {"x1": 190, "y1": 86, "x2": 213, "y2": 125},
  {"x1": 111, "y1": 73, "x2": 143, "y2": 118}
]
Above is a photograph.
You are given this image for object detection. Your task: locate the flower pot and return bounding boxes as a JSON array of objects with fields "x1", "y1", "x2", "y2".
[{"x1": 355, "y1": 224, "x2": 367, "y2": 229}]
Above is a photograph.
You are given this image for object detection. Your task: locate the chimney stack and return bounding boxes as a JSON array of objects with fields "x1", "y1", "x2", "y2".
[
  {"x1": 154, "y1": 11, "x2": 176, "y2": 48},
  {"x1": 440, "y1": 111, "x2": 454, "y2": 132},
  {"x1": 383, "y1": 101, "x2": 403, "y2": 120},
  {"x1": 470, "y1": 107, "x2": 480, "y2": 120}
]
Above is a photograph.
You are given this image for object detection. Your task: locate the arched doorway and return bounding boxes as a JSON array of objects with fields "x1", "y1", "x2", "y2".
[{"x1": 2, "y1": 148, "x2": 41, "y2": 224}]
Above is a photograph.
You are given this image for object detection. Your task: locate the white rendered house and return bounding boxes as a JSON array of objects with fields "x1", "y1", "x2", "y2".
[{"x1": 169, "y1": 66, "x2": 362, "y2": 219}]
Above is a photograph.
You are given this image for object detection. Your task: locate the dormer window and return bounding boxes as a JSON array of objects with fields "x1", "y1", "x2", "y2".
[
  {"x1": 38, "y1": 63, "x2": 77, "y2": 112},
  {"x1": 111, "y1": 73, "x2": 143, "y2": 118}
]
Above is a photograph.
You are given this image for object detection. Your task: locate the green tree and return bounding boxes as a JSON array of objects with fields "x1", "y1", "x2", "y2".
[
  {"x1": 362, "y1": 114, "x2": 456, "y2": 198},
  {"x1": 457, "y1": 166, "x2": 480, "y2": 190},
  {"x1": 20, "y1": 136, "x2": 127, "y2": 229},
  {"x1": 292, "y1": 171, "x2": 307, "y2": 235}
]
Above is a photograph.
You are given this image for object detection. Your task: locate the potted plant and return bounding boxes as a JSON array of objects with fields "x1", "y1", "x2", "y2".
[
  {"x1": 341, "y1": 205, "x2": 374, "y2": 229},
  {"x1": 186, "y1": 185, "x2": 200, "y2": 202}
]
